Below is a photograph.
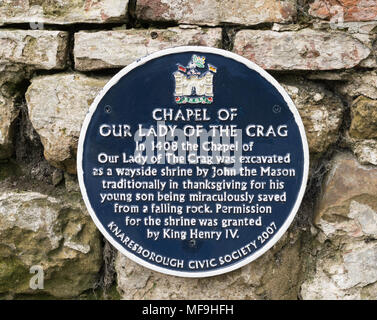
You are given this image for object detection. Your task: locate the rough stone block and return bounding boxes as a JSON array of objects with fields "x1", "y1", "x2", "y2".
[
  {"x1": 281, "y1": 77, "x2": 343, "y2": 155},
  {"x1": 349, "y1": 96, "x2": 377, "y2": 140},
  {"x1": 135, "y1": 0, "x2": 297, "y2": 26},
  {"x1": 25, "y1": 73, "x2": 110, "y2": 174},
  {"x1": 301, "y1": 153, "x2": 377, "y2": 299},
  {"x1": 0, "y1": 0, "x2": 128, "y2": 25},
  {"x1": 0, "y1": 189, "x2": 102, "y2": 298},
  {"x1": 233, "y1": 29, "x2": 370, "y2": 70},
  {"x1": 351, "y1": 139, "x2": 377, "y2": 166},
  {"x1": 337, "y1": 71, "x2": 377, "y2": 99},
  {"x1": 74, "y1": 26, "x2": 222, "y2": 71},
  {"x1": 309, "y1": 0, "x2": 377, "y2": 22},
  {"x1": 0, "y1": 65, "x2": 28, "y2": 159},
  {"x1": 0, "y1": 30, "x2": 68, "y2": 70}
]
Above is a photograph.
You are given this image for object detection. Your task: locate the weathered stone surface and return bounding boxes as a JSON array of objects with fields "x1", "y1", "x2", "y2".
[
  {"x1": 349, "y1": 96, "x2": 377, "y2": 139},
  {"x1": 309, "y1": 0, "x2": 377, "y2": 22},
  {"x1": 74, "y1": 26, "x2": 222, "y2": 71},
  {"x1": 352, "y1": 32, "x2": 377, "y2": 68},
  {"x1": 0, "y1": 65, "x2": 28, "y2": 159},
  {"x1": 342, "y1": 130, "x2": 377, "y2": 166},
  {"x1": 325, "y1": 21, "x2": 377, "y2": 34},
  {"x1": 25, "y1": 73, "x2": 110, "y2": 173},
  {"x1": 116, "y1": 231, "x2": 303, "y2": 300},
  {"x1": 272, "y1": 23, "x2": 307, "y2": 32},
  {"x1": 337, "y1": 71, "x2": 377, "y2": 99},
  {"x1": 0, "y1": 189, "x2": 102, "y2": 298},
  {"x1": 0, "y1": 97, "x2": 18, "y2": 159},
  {"x1": 0, "y1": 0, "x2": 128, "y2": 25},
  {"x1": 135, "y1": 0, "x2": 296, "y2": 26},
  {"x1": 233, "y1": 29, "x2": 370, "y2": 70},
  {"x1": 301, "y1": 241, "x2": 377, "y2": 299},
  {"x1": 0, "y1": 30, "x2": 68, "y2": 70},
  {"x1": 316, "y1": 153, "x2": 377, "y2": 225},
  {"x1": 280, "y1": 77, "x2": 343, "y2": 155},
  {"x1": 351, "y1": 139, "x2": 377, "y2": 166},
  {"x1": 65, "y1": 172, "x2": 81, "y2": 193},
  {"x1": 301, "y1": 153, "x2": 377, "y2": 299},
  {"x1": 320, "y1": 24, "x2": 377, "y2": 67}
]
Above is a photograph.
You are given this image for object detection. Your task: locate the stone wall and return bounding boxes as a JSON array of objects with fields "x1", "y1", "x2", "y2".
[{"x1": 0, "y1": 0, "x2": 376, "y2": 300}]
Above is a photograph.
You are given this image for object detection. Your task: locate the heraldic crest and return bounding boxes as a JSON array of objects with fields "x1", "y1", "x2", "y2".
[{"x1": 174, "y1": 55, "x2": 217, "y2": 104}]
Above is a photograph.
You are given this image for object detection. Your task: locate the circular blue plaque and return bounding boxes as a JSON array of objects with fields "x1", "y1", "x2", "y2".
[{"x1": 78, "y1": 47, "x2": 309, "y2": 277}]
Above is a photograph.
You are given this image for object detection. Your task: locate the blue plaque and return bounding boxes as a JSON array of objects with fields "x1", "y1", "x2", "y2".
[{"x1": 78, "y1": 47, "x2": 309, "y2": 277}]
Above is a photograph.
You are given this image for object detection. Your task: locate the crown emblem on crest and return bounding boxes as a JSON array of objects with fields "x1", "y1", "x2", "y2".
[{"x1": 174, "y1": 55, "x2": 217, "y2": 104}]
